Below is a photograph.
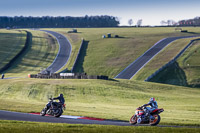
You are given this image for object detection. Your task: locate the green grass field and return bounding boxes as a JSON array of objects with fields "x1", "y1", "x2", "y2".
[
  {"x1": 48, "y1": 27, "x2": 200, "y2": 78},
  {"x1": 178, "y1": 40, "x2": 200, "y2": 86},
  {"x1": 0, "y1": 29, "x2": 26, "y2": 71},
  {"x1": 0, "y1": 78, "x2": 199, "y2": 126},
  {"x1": 149, "y1": 39, "x2": 200, "y2": 87},
  {"x1": 1, "y1": 27, "x2": 200, "y2": 132},
  {"x1": 133, "y1": 37, "x2": 200, "y2": 81},
  {"x1": 0, "y1": 120, "x2": 200, "y2": 133},
  {"x1": 4, "y1": 30, "x2": 58, "y2": 77}
]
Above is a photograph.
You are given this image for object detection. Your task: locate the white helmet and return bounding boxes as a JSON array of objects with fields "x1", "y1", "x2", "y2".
[{"x1": 150, "y1": 97, "x2": 155, "y2": 102}]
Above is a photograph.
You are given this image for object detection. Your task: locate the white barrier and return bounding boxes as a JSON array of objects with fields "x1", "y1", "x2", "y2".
[{"x1": 60, "y1": 73, "x2": 75, "y2": 77}]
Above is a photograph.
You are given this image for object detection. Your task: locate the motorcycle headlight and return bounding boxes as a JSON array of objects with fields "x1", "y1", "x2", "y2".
[{"x1": 135, "y1": 111, "x2": 138, "y2": 115}]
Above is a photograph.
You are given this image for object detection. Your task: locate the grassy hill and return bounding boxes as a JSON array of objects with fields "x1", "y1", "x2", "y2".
[
  {"x1": 0, "y1": 29, "x2": 26, "y2": 71},
  {"x1": 149, "y1": 39, "x2": 200, "y2": 87},
  {"x1": 0, "y1": 28, "x2": 200, "y2": 132},
  {"x1": 0, "y1": 78, "x2": 199, "y2": 126},
  {"x1": 4, "y1": 30, "x2": 58, "y2": 77},
  {"x1": 133, "y1": 37, "x2": 200, "y2": 81},
  {"x1": 50, "y1": 27, "x2": 200, "y2": 78}
]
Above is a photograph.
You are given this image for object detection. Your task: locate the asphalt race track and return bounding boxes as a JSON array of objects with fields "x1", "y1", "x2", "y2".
[
  {"x1": 0, "y1": 110, "x2": 129, "y2": 126},
  {"x1": 1, "y1": 110, "x2": 199, "y2": 128},
  {"x1": 41, "y1": 30, "x2": 72, "y2": 73},
  {"x1": 115, "y1": 36, "x2": 199, "y2": 79}
]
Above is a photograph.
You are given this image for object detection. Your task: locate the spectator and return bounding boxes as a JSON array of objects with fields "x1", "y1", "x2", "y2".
[{"x1": 1, "y1": 73, "x2": 5, "y2": 79}]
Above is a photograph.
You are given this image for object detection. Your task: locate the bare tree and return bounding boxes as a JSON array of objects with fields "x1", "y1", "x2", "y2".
[
  {"x1": 167, "y1": 20, "x2": 176, "y2": 26},
  {"x1": 137, "y1": 19, "x2": 142, "y2": 27},
  {"x1": 160, "y1": 20, "x2": 167, "y2": 25},
  {"x1": 161, "y1": 20, "x2": 176, "y2": 26},
  {"x1": 128, "y1": 19, "x2": 133, "y2": 26}
]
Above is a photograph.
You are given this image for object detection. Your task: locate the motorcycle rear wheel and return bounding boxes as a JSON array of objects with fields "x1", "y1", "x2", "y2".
[
  {"x1": 150, "y1": 114, "x2": 160, "y2": 126},
  {"x1": 129, "y1": 115, "x2": 137, "y2": 125},
  {"x1": 54, "y1": 108, "x2": 63, "y2": 117}
]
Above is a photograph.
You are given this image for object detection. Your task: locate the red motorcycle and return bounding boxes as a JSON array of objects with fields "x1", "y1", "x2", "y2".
[{"x1": 129, "y1": 106, "x2": 164, "y2": 126}]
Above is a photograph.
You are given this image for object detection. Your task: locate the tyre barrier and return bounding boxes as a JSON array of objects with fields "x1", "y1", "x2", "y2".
[{"x1": 28, "y1": 73, "x2": 108, "y2": 80}]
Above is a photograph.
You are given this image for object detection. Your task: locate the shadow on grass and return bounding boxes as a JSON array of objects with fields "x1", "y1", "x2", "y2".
[
  {"x1": 149, "y1": 62, "x2": 189, "y2": 87},
  {"x1": 72, "y1": 40, "x2": 89, "y2": 73},
  {"x1": 108, "y1": 78, "x2": 119, "y2": 82},
  {"x1": 185, "y1": 32, "x2": 200, "y2": 35}
]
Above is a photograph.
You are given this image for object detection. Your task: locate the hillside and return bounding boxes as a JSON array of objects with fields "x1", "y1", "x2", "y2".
[
  {"x1": 133, "y1": 37, "x2": 199, "y2": 81},
  {"x1": 4, "y1": 30, "x2": 58, "y2": 77},
  {"x1": 149, "y1": 39, "x2": 200, "y2": 87},
  {"x1": 51, "y1": 27, "x2": 200, "y2": 78},
  {"x1": 0, "y1": 27, "x2": 200, "y2": 127},
  {"x1": 0, "y1": 29, "x2": 26, "y2": 71},
  {"x1": 0, "y1": 78, "x2": 199, "y2": 126}
]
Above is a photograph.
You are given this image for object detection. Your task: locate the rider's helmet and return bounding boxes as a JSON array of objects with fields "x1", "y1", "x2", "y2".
[
  {"x1": 60, "y1": 93, "x2": 63, "y2": 97},
  {"x1": 149, "y1": 97, "x2": 155, "y2": 102}
]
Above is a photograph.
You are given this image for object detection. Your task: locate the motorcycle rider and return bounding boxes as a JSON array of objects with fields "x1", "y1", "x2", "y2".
[
  {"x1": 44, "y1": 94, "x2": 65, "y2": 113},
  {"x1": 141, "y1": 97, "x2": 158, "y2": 119}
]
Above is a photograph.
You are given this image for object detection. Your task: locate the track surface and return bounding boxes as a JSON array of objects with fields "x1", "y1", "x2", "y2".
[
  {"x1": 115, "y1": 36, "x2": 198, "y2": 79},
  {"x1": 41, "y1": 30, "x2": 72, "y2": 73},
  {"x1": 0, "y1": 110, "x2": 199, "y2": 128},
  {"x1": 0, "y1": 110, "x2": 129, "y2": 126}
]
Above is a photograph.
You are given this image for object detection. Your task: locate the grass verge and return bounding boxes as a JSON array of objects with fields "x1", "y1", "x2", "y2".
[{"x1": 0, "y1": 120, "x2": 200, "y2": 133}]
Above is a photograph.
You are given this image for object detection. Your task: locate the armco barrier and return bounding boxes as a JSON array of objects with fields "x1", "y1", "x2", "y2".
[{"x1": 145, "y1": 39, "x2": 200, "y2": 81}]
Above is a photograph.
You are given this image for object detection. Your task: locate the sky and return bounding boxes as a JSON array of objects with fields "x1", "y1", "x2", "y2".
[{"x1": 0, "y1": 0, "x2": 200, "y2": 26}]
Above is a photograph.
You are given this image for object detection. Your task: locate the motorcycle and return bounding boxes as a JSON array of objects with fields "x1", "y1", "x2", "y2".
[
  {"x1": 40, "y1": 99, "x2": 66, "y2": 117},
  {"x1": 129, "y1": 106, "x2": 164, "y2": 126}
]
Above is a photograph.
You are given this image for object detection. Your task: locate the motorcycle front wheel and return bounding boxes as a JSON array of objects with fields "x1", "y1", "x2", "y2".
[
  {"x1": 129, "y1": 115, "x2": 137, "y2": 125},
  {"x1": 150, "y1": 114, "x2": 160, "y2": 126},
  {"x1": 40, "y1": 109, "x2": 46, "y2": 116}
]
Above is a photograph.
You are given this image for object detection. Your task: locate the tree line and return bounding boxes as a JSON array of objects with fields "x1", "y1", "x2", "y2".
[
  {"x1": 159, "y1": 17, "x2": 200, "y2": 26},
  {"x1": 178, "y1": 17, "x2": 200, "y2": 26},
  {"x1": 0, "y1": 15, "x2": 119, "y2": 28}
]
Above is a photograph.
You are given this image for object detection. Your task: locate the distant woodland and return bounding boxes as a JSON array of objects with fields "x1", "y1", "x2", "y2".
[
  {"x1": 178, "y1": 17, "x2": 200, "y2": 26},
  {"x1": 0, "y1": 15, "x2": 119, "y2": 28}
]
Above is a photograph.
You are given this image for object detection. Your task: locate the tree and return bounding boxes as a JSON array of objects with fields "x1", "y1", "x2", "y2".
[
  {"x1": 0, "y1": 15, "x2": 120, "y2": 28},
  {"x1": 160, "y1": 20, "x2": 176, "y2": 26},
  {"x1": 128, "y1": 19, "x2": 133, "y2": 26},
  {"x1": 160, "y1": 20, "x2": 167, "y2": 25},
  {"x1": 137, "y1": 19, "x2": 142, "y2": 27}
]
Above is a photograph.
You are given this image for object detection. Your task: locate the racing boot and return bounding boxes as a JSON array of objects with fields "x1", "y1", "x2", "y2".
[{"x1": 149, "y1": 115, "x2": 155, "y2": 120}]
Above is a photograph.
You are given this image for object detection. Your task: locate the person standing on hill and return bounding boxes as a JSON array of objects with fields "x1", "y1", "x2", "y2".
[{"x1": 1, "y1": 73, "x2": 4, "y2": 79}]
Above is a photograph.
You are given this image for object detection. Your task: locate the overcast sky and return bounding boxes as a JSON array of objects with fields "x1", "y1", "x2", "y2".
[{"x1": 0, "y1": 0, "x2": 200, "y2": 26}]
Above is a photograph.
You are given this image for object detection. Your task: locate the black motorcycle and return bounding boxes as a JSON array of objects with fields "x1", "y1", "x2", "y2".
[{"x1": 40, "y1": 99, "x2": 66, "y2": 117}]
